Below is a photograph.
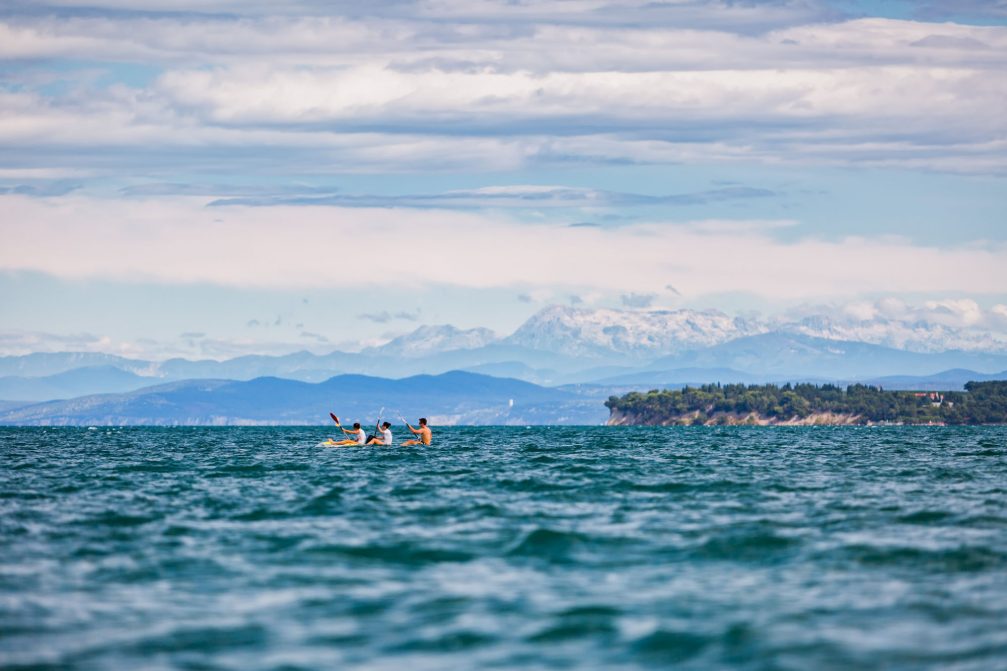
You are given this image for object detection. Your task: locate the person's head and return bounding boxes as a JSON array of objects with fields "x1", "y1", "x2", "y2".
[
  {"x1": 352, "y1": 422, "x2": 361, "y2": 430},
  {"x1": 382, "y1": 421, "x2": 391, "y2": 429},
  {"x1": 419, "y1": 418, "x2": 427, "y2": 426}
]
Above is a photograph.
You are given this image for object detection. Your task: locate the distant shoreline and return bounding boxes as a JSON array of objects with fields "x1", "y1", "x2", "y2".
[{"x1": 606, "y1": 381, "x2": 1007, "y2": 426}]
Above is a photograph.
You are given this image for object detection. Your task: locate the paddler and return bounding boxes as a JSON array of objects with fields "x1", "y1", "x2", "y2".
[
  {"x1": 402, "y1": 417, "x2": 432, "y2": 446},
  {"x1": 328, "y1": 414, "x2": 367, "y2": 446},
  {"x1": 366, "y1": 421, "x2": 393, "y2": 446}
]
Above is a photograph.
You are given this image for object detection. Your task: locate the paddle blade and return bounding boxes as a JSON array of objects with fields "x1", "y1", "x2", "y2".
[{"x1": 329, "y1": 412, "x2": 340, "y2": 425}]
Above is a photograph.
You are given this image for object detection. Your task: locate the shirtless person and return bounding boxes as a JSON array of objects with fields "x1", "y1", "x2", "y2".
[
  {"x1": 367, "y1": 421, "x2": 393, "y2": 446},
  {"x1": 402, "y1": 417, "x2": 432, "y2": 446}
]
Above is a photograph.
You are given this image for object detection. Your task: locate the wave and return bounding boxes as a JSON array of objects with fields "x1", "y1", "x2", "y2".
[{"x1": 839, "y1": 544, "x2": 1007, "y2": 572}]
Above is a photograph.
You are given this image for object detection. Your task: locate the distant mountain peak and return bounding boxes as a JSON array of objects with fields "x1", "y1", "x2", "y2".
[
  {"x1": 366, "y1": 324, "x2": 499, "y2": 358},
  {"x1": 504, "y1": 304, "x2": 766, "y2": 358}
]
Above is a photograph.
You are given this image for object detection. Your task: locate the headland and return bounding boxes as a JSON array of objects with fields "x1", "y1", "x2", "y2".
[{"x1": 605, "y1": 381, "x2": 1007, "y2": 426}]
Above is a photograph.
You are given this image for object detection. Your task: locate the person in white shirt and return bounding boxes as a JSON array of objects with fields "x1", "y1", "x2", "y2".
[
  {"x1": 329, "y1": 421, "x2": 367, "y2": 446},
  {"x1": 367, "y1": 421, "x2": 393, "y2": 446}
]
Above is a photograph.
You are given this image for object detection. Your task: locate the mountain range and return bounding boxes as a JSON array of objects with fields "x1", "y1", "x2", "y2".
[
  {"x1": 2, "y1": 305, "x2": 1006, "y2": 423},
  {"x1": 0, "y1": 371, "x2": 606, "y2": 426}
]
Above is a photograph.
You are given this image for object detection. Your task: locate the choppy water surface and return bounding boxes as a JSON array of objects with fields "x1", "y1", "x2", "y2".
[{"x1": 2, "y1": 426, "x2": 1006, "y2": 670}]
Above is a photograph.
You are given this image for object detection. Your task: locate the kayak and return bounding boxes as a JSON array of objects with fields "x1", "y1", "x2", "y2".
[{"x1": 318, "y1": 439, "x2": 364, "y2": 448}]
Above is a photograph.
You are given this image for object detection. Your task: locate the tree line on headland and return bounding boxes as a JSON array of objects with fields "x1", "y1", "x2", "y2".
[{"x1": 605, "y1": 381, "x2": 1007, "y2": 426}]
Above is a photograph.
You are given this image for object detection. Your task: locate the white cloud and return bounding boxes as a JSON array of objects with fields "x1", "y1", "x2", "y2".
[
  {"x1": 923, "y1": 298, "x2": 985, "y2": 326},
  {"x1": 152, "y1": 62, "x2": 1005, "y2": 134},
  {"x1": 1, "y1": 15, "x2": 1005, "y2": 173},
  {"x1": 842, "y1": 300, "x2": 878, "y2": 321},
  {"x1": 1, "y1": 194, "x2": 1004, "y2": 302},
  {"x1": 0, "y1": 327, "x2": 338, "y2": 360}
]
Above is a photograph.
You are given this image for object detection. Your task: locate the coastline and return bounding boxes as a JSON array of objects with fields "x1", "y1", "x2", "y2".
[{"x1": 605, "y1": 409, "x2": 953, "y2": 426}]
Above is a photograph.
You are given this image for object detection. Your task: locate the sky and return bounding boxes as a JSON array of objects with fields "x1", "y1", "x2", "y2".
[{"x1": 0, "y1": 0, "x2": 1005, "y2": 359}]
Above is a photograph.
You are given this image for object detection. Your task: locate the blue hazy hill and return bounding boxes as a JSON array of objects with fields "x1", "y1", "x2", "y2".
[
  {"x1": 0, "y1": 365, "x2": 159, "y2": 402},
  {"x1": 0, "y1": 371, "x2": 604, "y2": 426},
  {"x1": 4, "y1": 334, "x2": 1007, "y2": 403},
  {"x1": 0, "y1": 352, "x2": 150, "y2": 378},
  {"x1": 593, "y1": 367, "x2": 764, "y2": 386},
  {"x1": 863, "y1": 369, "x2": 1007, "y2": 390}
]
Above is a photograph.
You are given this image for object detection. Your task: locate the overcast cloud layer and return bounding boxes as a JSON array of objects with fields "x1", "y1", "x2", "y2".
[
  {"x1": 2, "y1": 5, "x2": 1006, "y2": 174},
  {"x1": 1, "y1": 0, "x2": 1005, "y2": 357}
]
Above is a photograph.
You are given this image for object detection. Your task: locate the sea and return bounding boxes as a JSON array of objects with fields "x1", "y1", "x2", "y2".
[{"x1": 1, "y1": 426, "x2": 1006, "y2": 670}]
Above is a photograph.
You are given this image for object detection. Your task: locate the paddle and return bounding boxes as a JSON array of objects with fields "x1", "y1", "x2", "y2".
[{"x1": 329, "y1": 412, "x2": 340, "y2": 426}]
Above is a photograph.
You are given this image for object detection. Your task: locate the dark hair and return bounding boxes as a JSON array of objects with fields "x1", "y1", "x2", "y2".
[
  {"x1": 353, "y1": 422, "x2": 361, "y2": 429},
  {"x1": 419, "y1": 418, "x2": 427, "y2": 425},
  {"x1": 382, "y1": 422, "x2": 391, "y2": 428}
]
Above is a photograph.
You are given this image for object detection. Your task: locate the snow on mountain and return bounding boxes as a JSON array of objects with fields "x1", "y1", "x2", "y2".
[
  {"x1": 504, "y1": 305, "x2": 766, "y2": 358},
  {"x1": 782, "y1": 315, "x2": 1007, "y2": 354},
  {"x1": 367, "y1": 325, "x2": 499, "y2": 358},
  {"x1": 501, "y1": 305, "x2": 1007, "y2": 360}
]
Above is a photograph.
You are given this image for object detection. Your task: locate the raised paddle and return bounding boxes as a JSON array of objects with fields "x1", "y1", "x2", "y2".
[{"x1": 329, "y1": 412, "x2": 340, "y2": 426}]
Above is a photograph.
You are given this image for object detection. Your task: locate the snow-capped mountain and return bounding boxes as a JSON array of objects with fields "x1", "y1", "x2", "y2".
[
  {"x1": 366, "y1": 325, "x2": 498, "y2": 358},
  {"x1": 4, "y1": 305, "x2": 1006, "y2": 404},
  {"x1": 501, "y1": 305, "x2": 1007, "y2": 359},
  {"x1": 781, "y1": 315, "x2": 1007, "y2": 354},
  {"x1": 503, "y1": 305, "x2": 767, "y2": 358}
]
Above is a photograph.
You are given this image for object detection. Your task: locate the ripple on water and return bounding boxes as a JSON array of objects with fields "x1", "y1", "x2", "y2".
[
  {"x1": 630, "y1": 628, "x2": 712, "y2": 664},
  {"x1": 692, "y1": 529, "x2": 802, "y2": 563},
  {"x1": 528, "y1": 605, "x2": 622, "y2": 642},
  {"x1": 839, "y1": 544, "x2": 1007, "y2": 573},
  {"x1": 304, "y1": 540, "x2": 476, "y2": 565},
  {"x1": 897, "y1": 510, "x2": 954, "y2": 524},
  {"x1": 506, "y1": 527, "x2": 587, "y2": 563}
]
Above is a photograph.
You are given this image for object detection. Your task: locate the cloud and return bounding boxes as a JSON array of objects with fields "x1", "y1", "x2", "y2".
[
  {"x1": 0, "y1": 327, "x2": 325, "y2": 360},
  {"x1": 922, "y1": 298, "x2": 984, "y2": 327},
  {"x1": 152, "y1": 59, "x2": 1006, "y2": 145},
  {"x1": 119, "y1": 183, "x2": 340, "y2": 198},
  {"x1": 906, "y1": 1, "x2": 1007, "y2": 22},
  {"x1": 207, "y1": 184, "x2": 778, "y2": 210},
  {"x1": 0, "y1": 14, "x2": 1005, "y2": 174},
  {"x1": 0, "y1": 329, "x2": 109, "y2": 356},
  {"x1": 0, "y1": 181, "x2": 81, "y2": 197},
  {"x1": 687, "y1": 219, "x2": 799, "y2": 235},
  {"x1": 910, "y1": 35, "x2": 991, "y2": 49},
  {"x1": 358, "y1": 310, "x2": 421, "y2": 323},
  {"x1": 620, "y1": 292, "x2": 656, "y2": 309},
  {"x1": 2, "y1": 194, "x2": 1004, "y2": 302},
  {"x1": 300, "y1": 330, "x2": 329, "y2": 342}
]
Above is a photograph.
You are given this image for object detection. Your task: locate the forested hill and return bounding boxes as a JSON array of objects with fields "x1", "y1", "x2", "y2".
[{"x1": 605, "y1": 381, "x2": 1007, "y2": 426}]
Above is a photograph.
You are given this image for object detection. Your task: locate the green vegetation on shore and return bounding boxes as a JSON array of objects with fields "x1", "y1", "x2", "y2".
[{"x1": 605, "y1": 381, "x2": 1007, "y2": 425}]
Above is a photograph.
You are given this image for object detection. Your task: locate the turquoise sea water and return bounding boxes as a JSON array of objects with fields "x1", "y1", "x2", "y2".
[{"x1": 2, "y1": 426, "x2": 1006, "y2": 670}]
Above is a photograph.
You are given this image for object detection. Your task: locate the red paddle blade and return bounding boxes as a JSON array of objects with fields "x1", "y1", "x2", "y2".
[{"x1": 329, "y1": 412, "x2": 340, "y2": 424}]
